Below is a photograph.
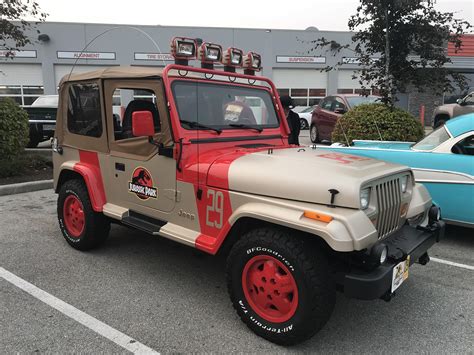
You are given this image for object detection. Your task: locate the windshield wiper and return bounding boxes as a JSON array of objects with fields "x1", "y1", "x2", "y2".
[
  {"x1": 180, "y1": 120, "x2": 222, "y2": 134},
  {"x1": 228, "y1": 123, "x2": 263, "y2": 133}
]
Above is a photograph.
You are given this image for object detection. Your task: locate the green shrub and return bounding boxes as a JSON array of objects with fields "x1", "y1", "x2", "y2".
[
  {"x1": 0, "y1": 97, "x2": 29, "y2": 160},
  {"x1": 332, "y1": 103, "x2": 424, "y2": 144}
]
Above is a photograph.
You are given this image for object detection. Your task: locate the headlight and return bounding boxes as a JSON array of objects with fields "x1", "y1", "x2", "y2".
[
  {"x1": 360, "y1": 188, "x2": 371, "y2": 210},
  {"x1": 400, "y1": 175, "x2": 409, "y2": 193}
]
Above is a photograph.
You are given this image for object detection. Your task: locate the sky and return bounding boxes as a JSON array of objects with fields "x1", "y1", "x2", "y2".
[{"x1": 35, "y1": 0, "x2": 473, "y2": 31}]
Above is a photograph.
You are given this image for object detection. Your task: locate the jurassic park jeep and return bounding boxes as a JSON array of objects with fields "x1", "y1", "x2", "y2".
[{"x1": 53, "y1": 38, "x2": 445, "y2": 345}]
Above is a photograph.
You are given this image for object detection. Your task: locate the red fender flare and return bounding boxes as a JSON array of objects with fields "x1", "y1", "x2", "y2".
[{"x1": 72, "y1": 151, "x2": 107, "y2": 212}]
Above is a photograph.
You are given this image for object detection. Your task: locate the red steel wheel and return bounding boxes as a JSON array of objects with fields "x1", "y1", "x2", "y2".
[
  {"x1": 242, "y1": 255, "x2": 299, "y2": 323},
  {"x1": 63, "y1": 195, "x2": 85, "y2": 238}
]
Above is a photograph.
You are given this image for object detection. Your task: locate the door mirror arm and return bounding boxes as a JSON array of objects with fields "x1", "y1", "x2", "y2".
[{"x1": 148, "y1": 137, "x2": 174, "y2": 158}]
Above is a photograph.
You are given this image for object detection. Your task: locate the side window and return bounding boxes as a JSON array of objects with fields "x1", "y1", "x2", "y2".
[
  {"x1": 111, "y1": 88, "x2": 161, "y2": 141},
  {"x1": 321, "y1": 98, "x2": 333, "y2": 111},
  {"x1": 452, "y1": 135, "x2": 474, "y2": 155},
  {"x1": 463, "y1": 93, "x2": 474, "y2": 105},
  {"x1": 333, "y1": 97, "x2": 347, "y2": 111},
  {"x1": 67, "y1": 83, "x2": 102, "y2": 137}
]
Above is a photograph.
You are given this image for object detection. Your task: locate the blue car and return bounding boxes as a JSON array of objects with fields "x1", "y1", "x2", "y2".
[{"x1": 320, "y1": 114, "x2": 474, "y2": 227}]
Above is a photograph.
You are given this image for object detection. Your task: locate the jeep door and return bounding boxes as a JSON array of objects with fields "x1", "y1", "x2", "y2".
[{"x1": 102, "y1": 79, "x2": 176, "y2": 214}]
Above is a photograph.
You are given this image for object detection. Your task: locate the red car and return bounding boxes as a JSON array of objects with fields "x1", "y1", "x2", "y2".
[{"x1": 310, "y1": 94, "x2": 380, "y2": 142}]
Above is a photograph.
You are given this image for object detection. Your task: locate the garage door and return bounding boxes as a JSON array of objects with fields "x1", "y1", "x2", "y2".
[
  {"x1": 54, "y1": 65, "x2": 116, "y2": 86},
  {"x1": 272, "y1": 69, "x2": 327, "y2": 107},
  {"x1": 0, "y1": 63, "x2": 44, "y2": 105},
  {"x1": 337, "y1": 70, "x2": 377, "y2": 94},
  {"x1": 0, "y1": 63, "x2": 43, "y2": 85}
]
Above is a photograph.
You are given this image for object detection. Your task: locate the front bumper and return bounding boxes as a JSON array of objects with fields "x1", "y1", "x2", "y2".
[{"x1": 342, "y1": 220, "x2": 445, "y2": 300}]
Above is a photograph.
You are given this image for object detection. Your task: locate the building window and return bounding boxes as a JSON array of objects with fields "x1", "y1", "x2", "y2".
[
  {"x1": 0, "y1": 85, "x2": 44, "y2": 105},
  {"x1": 277, "y1": 88, "x2": 326, "y2": 107},
  {"x1": 337, "y1": 88, "x2": 378, "y2": 95}
]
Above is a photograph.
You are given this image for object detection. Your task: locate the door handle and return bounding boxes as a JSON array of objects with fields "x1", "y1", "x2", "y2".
[{"x1": 115, "y1": 162, "x2": 125, "y2": 171}]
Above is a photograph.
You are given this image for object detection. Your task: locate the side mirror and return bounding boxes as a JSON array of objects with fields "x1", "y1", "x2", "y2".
[
  {"x1": 456, "y1": 98, "x2": 464, "y2": 105},
  {"x1": 334, "y1": 108, "x2": 346, "y2": 114},
  {"x1": 132, "y1": 111, "x2": 155, "y2": 137}
]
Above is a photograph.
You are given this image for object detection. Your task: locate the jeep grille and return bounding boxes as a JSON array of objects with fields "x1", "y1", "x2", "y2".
[{"x1": 375, "y1": 177, "x2": 402, "y2": 239}]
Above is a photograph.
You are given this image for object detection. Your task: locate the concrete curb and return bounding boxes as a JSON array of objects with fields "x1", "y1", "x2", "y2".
[{"x1": 0, "y1": 180, "x2": 53, "y2": 197}]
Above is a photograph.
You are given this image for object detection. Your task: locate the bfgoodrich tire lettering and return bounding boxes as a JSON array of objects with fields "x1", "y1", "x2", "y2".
[
  {"x1": 226, "y1": 228, "x2": 335, "y2": 345},
  {"x1": 57, "y1": 179, "x2": 110, "y2": 251}
]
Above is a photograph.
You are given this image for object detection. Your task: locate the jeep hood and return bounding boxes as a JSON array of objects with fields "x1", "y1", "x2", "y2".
[{"x1": 207, "y1": 147, "x2": 410, "y2": 209}]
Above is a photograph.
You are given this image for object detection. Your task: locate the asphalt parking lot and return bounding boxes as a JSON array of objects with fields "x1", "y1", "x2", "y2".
[{"x1": 1, "y1": 188, "x2": 473, "y2": 353}]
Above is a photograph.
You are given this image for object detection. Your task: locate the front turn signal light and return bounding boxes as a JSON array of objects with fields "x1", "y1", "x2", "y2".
[{"x1": 303, "y1": 211, "x2": 333, "y2": 223}]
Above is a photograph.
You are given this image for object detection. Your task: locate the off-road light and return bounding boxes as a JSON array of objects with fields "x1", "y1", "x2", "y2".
[
  {"x1": 400, "y1": 175, "x2": 409, "y2": 193},
  {"x1": 360, "y1": 188, "x2": 371, "y2": 210},
  {"x1": 371, "y1": 243, "x2": 388, "y2": 265},
  {"x1": 222, "y1": 47, "x2": 243, "y2": 72},
  {"x1": 198, "y1": 42, "x2": 222, "y2": 69},
  {"x1": 243, "y1": 52, "x2": 262, "y2": 75},
  {"x1": 171, "y1": 37, "x2": 197, "y2": 65}
]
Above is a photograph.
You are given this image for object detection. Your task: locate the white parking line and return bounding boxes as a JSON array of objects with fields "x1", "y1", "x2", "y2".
[
  {"x1": 0, "y1": 267, "x2": 159, "y2": 354},
  {"x1": 430, "y1": 257, "x2": 474, "y2": 271}
]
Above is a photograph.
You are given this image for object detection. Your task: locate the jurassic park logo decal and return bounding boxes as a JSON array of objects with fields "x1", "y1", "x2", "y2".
[{"x1": 128, "y1": 167, "x2": 157, "y2": 200}]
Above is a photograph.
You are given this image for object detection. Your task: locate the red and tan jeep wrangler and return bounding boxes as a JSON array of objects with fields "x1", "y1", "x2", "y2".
[{"x1": 53, "y1": 38, "x2": 444, "y2": 345}]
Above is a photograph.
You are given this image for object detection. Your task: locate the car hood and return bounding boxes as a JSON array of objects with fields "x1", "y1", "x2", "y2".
[
  {"x1": 350, "y1": 140, "x2": 414, "y2": 150},
  {"x1": 207, "y1": 147, "x2": 409, "y2": 209}
]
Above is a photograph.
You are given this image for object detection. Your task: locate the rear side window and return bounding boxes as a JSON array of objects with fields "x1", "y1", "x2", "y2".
[{"x1": 67, "y1": 83, "x2": 102, "y2": 137}]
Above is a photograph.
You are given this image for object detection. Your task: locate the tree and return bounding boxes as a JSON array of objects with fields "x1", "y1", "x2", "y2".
[
  {"x1": 0, "y1": 0, "x2": 47, "y2": 58},
  {"x1": 310, "y1": 0, "x2": 472, "y2": 105}
]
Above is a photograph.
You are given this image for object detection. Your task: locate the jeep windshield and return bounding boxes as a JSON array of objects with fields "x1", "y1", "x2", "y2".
[{"x1": 172, "y1": 81, "x2": 280, "y2": 132}]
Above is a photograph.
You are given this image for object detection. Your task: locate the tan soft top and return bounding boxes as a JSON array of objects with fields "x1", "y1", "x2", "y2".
[{"x1": 59, "y1": 66, "x2": 164, "y2": 85}]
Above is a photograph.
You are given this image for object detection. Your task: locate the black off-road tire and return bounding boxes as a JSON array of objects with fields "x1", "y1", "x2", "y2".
[
  {"x1": 57, "y1": 179, "x2": 110, "y2": 251},
  {"x1": 226, "y1": 227, "x2": 335, "y2": 345}
]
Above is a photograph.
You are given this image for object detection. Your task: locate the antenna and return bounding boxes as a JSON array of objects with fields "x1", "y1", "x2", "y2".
[
  {"x1": 373, "y1": 118, "x2": 383, "y2": 140},
  {"x1": 336, "y1": 119, "x2": 351, "y2": 147},
  {"x1": 67, "y1": 26, "x2": 166, "y2": 82}
]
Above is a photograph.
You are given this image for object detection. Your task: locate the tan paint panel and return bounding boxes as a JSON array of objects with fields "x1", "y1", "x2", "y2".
[{"x1": 227, "y1": 147, "x2": 409, "y2": 209}]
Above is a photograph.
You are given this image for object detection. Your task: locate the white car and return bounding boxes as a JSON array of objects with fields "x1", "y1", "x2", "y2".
[{"x1": 297, "y1": 105, "x2": 316, "y2": 130}]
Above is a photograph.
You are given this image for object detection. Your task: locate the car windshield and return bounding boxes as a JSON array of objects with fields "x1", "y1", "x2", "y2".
[
  {"x1": 172, "y1": 81, "x2": 279, "y2": 131},
  {"x1": 346, "y1": 96, "x2": 379, "y2": 108},
  {"x1": 300, "y1": 106, "x2": 315, "y2": 113},
  {"x1": 412, "y1": 126, "x2": 450, "y2": 151},
  {"x1": 31, "y1": 96, "x2": 59, "y2": 107}
]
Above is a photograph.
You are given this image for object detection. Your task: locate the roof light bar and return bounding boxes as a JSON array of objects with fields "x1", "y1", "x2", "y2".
[
  {"x1": 221, "y1": 47, "x2": 243, "y2": 72},
  {"x1": 198, "y1": 42, "x2": 223, "y2": 69},
  {"x1": 170, "y1": 37, "x2": 197, "y2": 65},
  {"x1": 243, "y1": 51, "x2": 262, "y2": 75}
]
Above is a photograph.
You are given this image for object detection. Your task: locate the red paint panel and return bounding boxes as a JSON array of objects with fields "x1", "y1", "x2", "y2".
[
  {"x1": 73, "y1": 151, "x2": 106, "y2": 212},
  {"x1": 194, "y1": 185, "x2": 233, "y2": 255},
  {"x1": 448, "y1": 35, "x2": 474, "y2": 57}
]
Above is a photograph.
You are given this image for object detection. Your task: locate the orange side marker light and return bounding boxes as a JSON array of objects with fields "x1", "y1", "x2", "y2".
[{"x1": 303, "y1": 211, "x2": 333, "y2": 223}]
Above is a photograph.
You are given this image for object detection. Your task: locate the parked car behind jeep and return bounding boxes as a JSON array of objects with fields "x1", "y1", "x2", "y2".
[
  {"x1": 310, "y1": 94, "x2": 380, "y2": 143},
  {"x1": 432, "y1": 91, "x2": 474, "y2": 128},
  {"x1": 25, "y1": 95, "x2": 58, "y2": 147}
]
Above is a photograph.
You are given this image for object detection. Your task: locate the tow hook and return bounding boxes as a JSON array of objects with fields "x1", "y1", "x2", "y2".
[{"x1": 418, "y1": 252, "x2": 430, "y2": 266}]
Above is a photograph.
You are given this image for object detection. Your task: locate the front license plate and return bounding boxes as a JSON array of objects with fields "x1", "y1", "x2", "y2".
[
  {"x1": 391, "y1": 255, "x2": 410, "y2": 292},
  {"x1": 43, "y1": 124, "x2": 55, "y2": 131}
]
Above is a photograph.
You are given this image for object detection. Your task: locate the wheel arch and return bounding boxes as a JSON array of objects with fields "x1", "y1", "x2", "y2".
[
  {"x1": 56, "y1": 165, "x2": 105, "y2": 212},
  {"x1": 433, "y1": 112, "x2": 450, "y2": 127},
  {"x1": 217, "y1": 215, "x2": 335, "y2": 257}
]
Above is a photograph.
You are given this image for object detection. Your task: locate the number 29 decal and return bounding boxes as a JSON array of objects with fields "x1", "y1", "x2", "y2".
[{"x1": 206, "y1": 189, "x2": 224, "y2": 229}]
